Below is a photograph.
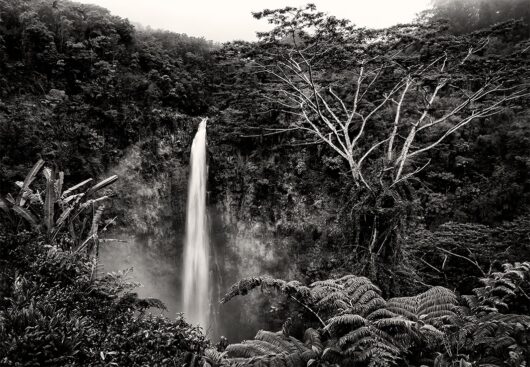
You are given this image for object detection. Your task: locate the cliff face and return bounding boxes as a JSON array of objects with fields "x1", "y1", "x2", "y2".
[
  {"x1": 98, "y1": 129, "x2": 192, "y2": 315},
  {"x1": 205, "y1": 127, "x2": 354, "y2": 339},
  {"x1": 95, "y1": 116, "x2": 347, "y2": 339}
]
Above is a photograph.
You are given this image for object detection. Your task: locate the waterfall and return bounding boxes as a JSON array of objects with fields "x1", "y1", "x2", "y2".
[{"x1": 182, "y1": 118, "x2": 210, "y2": 329}]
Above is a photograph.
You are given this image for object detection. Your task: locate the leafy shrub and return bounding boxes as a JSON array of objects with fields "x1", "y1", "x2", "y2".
[
  {"x1": 0, "y1": 233, "x2": 206, "y2": 366},
  {"x1": 0, "y1": 165, "x2": 207, "y2": 366},
  {"x1": 0, "y1": 159, "x2": 118, "y2": 251}
]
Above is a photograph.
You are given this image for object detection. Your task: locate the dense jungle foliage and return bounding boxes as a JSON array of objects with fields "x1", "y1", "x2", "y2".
[{"x1": 1, "y1": 0, "x2": 529, "y2": 366}]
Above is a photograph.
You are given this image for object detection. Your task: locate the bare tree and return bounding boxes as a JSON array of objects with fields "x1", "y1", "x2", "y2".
[
  {"x1": 256, "y1": 33, "x2": 528, "y2": 191},
  {"x1": 248, "y1": 6, "x2": 529, "y2": 285}
]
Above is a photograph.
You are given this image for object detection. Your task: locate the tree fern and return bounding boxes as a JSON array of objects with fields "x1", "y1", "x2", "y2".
[
  {"x1": 388, "y1": 286, "x2": 458, "y2": 327},
  {"x1": 207, "y1": 328, "x2": 318, "y2": 367},
  {"x1": 438, "y1": 262, "x2": 530, "y2": 365},
  {"x1": 220, "y1": 263, "x2": 530, "y2": 366},
  {"x1": 466, "y1": 261, "x2": 530, "y2": 314},
  {"x1": 222, "y1": 275, "x2": 434, "y2": 366}
]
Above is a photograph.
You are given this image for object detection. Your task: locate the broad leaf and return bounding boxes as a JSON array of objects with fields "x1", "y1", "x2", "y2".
[{"x1": 18, "y1": 159, "x2": 44, "y2": 206}]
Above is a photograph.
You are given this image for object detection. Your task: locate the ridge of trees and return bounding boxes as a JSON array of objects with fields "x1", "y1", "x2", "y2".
[{"x1": 0, "y1": 0, "x2": 214, "y2": 189}]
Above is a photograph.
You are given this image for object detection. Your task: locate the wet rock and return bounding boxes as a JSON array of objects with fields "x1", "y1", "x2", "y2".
[{"x1": 46, "y1": 88, "x2": 67, "y2": 102}]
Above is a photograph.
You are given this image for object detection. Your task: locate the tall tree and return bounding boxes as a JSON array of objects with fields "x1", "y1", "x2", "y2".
[{"x1": 246, "y1": 5, "x2": 529, "y2": 290}]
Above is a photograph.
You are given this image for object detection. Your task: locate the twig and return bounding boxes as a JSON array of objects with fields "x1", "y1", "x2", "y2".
[
  {"x1": 419, "y1": 257, "x2": 443, "y2": 274},
  {"x1": 436, "y1": 247, "x2": 486, "y2": 277},
  {"x1": 289, "y1": 295, "x2": 326, "y2": 328}
]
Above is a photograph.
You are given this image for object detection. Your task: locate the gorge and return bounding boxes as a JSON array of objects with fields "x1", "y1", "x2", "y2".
[{"x1": 0, "y1": 0, "x2": 529, "y2": 366}]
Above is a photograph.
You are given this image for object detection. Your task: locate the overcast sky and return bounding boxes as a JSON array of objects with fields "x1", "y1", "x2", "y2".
[{"x1": 79, "y1": 0, "x2": 431, "y2": 43}]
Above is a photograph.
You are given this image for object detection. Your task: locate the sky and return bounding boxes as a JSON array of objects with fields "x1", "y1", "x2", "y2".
[{"x1": 80, "y1": 0, "x2": 431, "y2": 43}]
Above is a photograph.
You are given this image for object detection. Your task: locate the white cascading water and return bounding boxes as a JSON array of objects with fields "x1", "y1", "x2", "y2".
[{"x1": 182, "y1": 118, "x2": 210, "y2": 329}]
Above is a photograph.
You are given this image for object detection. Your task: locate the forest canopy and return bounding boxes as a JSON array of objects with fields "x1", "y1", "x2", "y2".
[{"x1": 1, "y1": 0, "x2": 529, "y2": 366}]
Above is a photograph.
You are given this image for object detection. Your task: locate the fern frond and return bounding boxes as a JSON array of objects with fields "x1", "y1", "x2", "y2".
[
  {"x1": 491, "y1": 336, "x2": 516, "y2": 352},
  {"x1": 461, "y1": 294, "x2": 479, "y2": 311},
  {"x1": 310, "y1": 282, "x2": 343, "y2": 300},
  {"x1": 221, "y1": 276, "x2": 286, "y2": 303},
  {"x1": 254, "y1": 330, "x2": 306, "y2": 355},
  {"x1": 419, "y1": 309, "x2": 458, "y2": 324},
  {"x1": 374, "y1": 317, "x2": 415, "y2": 331},
  {"x1": 419, "y1": 324, "x2": 444, "y2": 339},
  {"x1": 366, "y1": 308, "x2": 399, "y2": 321},
  {"x1": 480, "y1": 313, "x2": 530, "y2": 326},
  {"x1": 387, "y1": 296, "x2": 418, "y2": 317},
  {"x1": 303, "y1": 328, "x2": 322, "y2": 353},
  {"x1": 324, "y1": 314, "x2": 367, "y2": 335},
  {"x1": 316, "y1": 291, "x2": 349, "y2": 309},
  {"x1": 321, "y1": 345, "x2": 343, "y2": 363},
  {"x1": 225, "y1": 343, "x2": 259, "y2": 358},
  {"x1": 339, "y1": 326, "x2": 374, "y2": 348},
  {"x1": 343, "y1": 276, "x2": 381, "y2": 295},
  {"x1": 223, "y1": 328, "x2": 318, "y2": 367},
  {"x1": 221, "y1": 276, "x2": 312, "y2": 305},
  {"x1": 226, "y1": 340, "x2": 285, "y2": 357},
  {"x1": 203, "y1": 348, "x2": 227, "y2": 365},
  {"x1": 357, "y1": 297, "x2": 387, "y2": 317},
  {"x1": 310, "y1": 279, "x2": 343, "y2": 288},
  {"x1": 354, "y1": 339, "x2": 401, "y2": 361},
  {"x1": 356, "y1": 290, "x2": 382, "y2": 308},
  {"x1": 386, "y1": 305, "x2": 418, "y2": 321},
  {"x1": 348, "y1": 282, "x2": 383, "y2": 305},
  {"x1": 388, "y1": 286, "x2": 457, "y2": 326}
]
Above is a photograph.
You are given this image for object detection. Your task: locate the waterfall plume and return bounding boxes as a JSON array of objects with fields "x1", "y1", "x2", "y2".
[{"x1": 182, "y1": 118, "x2": 210, "y2": 329}]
